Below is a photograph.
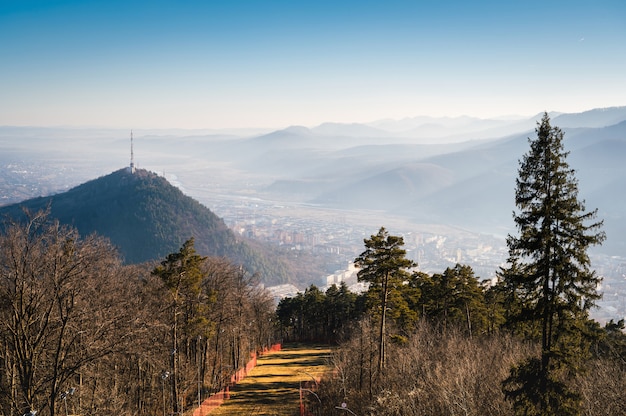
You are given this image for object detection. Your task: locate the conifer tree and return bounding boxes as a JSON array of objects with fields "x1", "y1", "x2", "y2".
[
  {"x1": 152, "y1": 238, "x2": 206, "y2": 415},
  {"x1": 355, "y1": 227, "x2": 417, "y2": 371},
  {"x1": 501, "y1": 113, "x2": 605, "y2": 415},
  {"x1": 421, "y1": 264, "x2": 487, "y2": 336}
]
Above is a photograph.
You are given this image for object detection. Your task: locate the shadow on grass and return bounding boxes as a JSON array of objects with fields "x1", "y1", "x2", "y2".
[
  {"x1": 208, "y1": 344, "x2": 333, "y2": 415},
  {"x1": 259, "y1": 353, "x2": 330, "y2": 366},
  {"x1": 230, "y1": 380, "x2": 297, "y2": 404}
]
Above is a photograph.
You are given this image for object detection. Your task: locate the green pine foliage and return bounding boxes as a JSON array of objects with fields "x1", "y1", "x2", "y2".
[
  {"x1": 501, "y1": 113, "x2": 606, "y2": 415},
  {"x1": 151, "y1": 238, "x2": 207, "y2": 415},
  {"x1": 355, "y1": 227, "x2": 418, "y2": 370},
  {"x1": 276, "y1": 282, "x2": 364, "y2": 343},
  {"x1": 418, "y1": 264, "x2": 488, "y2": 336},
  {"x1": 276, "y1": 115, "x2": 624, "y2": 415}
]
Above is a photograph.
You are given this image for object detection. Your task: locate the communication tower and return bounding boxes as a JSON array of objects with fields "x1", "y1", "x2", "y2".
[{"x1": 129, "y1": 130, "x2": 136, "y2": 174}]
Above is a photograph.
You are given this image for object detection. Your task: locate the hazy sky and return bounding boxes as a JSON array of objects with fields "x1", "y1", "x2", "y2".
[{"x1": 2, "y1": 0, "x2": 625, "y2": 129}]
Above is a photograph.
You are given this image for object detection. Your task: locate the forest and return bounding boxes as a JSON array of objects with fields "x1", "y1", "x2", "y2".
[
  {"x1": 0, "y1": 215, "x2": 276, "y2": 416},
  {"x1": 278, "y1": 266, "x2": 626, "y2": 415},
  {"x1": 1, "y1": 114, "x2": 626, "y2": 416}
]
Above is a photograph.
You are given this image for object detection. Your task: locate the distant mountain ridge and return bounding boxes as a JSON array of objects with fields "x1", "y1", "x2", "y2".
[
  {"x1": 0, "y1": 168, "x2": 292, "y2": 283},
  {"x1": 246, "y1": 107, "x2": 626, "y2": 255},
  {"x1": 1, "y1": 105, "x2": 625, "y2": 260}
]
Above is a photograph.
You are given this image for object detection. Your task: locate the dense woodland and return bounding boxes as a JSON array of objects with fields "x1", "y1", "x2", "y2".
[{"x1": 2, "y1": 114, "x2": 626, "y2": 416}]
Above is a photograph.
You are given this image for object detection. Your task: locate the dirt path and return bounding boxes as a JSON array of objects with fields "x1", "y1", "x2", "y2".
[{"x1": 208, "y1": 344, "x2": 332, "y2": 416}]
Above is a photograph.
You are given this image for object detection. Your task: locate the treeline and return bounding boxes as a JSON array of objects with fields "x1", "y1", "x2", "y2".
[
  {"x1": 280, "y1": 234, "x2": 626, "y2": 415},
  {"x1": 276, "y1": 282, "x2": 363, "y2": 343},
  {"x1": 277, "y1": 264, "x2": 493, "y2": 344},
  {"x1": 0, "y1": 212, "x2": 276, "y2": 416}
]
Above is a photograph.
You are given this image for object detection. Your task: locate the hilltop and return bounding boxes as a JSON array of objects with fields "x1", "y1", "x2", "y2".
[
  {"x1": 0, "y1": 168, "x2": 297, "y2": 284},
  {"x1": 1, "y1": 106, "x2": 625, "y2": 286}
]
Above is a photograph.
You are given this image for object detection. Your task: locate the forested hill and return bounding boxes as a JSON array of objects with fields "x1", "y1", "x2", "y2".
[{"x1": 0, "y1": 168, "x2": 291, "y2": 283}]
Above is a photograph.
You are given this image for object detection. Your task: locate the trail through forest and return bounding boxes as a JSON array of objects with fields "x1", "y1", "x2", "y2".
[{"x1": 206, "y1": 344, "x2": 332, "y2": 416}]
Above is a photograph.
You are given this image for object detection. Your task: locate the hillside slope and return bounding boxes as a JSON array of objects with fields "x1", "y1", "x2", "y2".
[{"x1": 0, "y1": 168, "x2": 293, "y2": 283}]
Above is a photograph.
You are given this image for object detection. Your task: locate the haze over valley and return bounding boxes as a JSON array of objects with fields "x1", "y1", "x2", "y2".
[
  {"x1": 2, "y1": 107, "x2": 625, "y2": 323},
  {"x1": 5, "y1": 2, "x2": 626, "y2": 414}
]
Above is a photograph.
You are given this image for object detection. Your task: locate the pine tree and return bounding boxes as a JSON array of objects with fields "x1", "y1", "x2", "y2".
[
  {"x1": 421, "y1": 264, "x2": 487, "y2": 336},
  {"x1": 324, "y1": 282, "x2": 359, "y2": 342},
  {"x1": 355, "y1": 227, "x2": 417, "y2": 371},
  {"x1": 502, "y1": 113, "x2": 605, "y2": 415},
  {"x1": 152, "y1": 238, "x2": 206, "y2": 415}
]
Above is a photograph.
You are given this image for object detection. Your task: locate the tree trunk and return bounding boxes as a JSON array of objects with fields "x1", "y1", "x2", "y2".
[
  {"x1": 378, "y1": 272, "x2": 389, "y2": 372},
  {"x1": 466, "y1": 303, "x2": 472, "y2": 338},
  {"x1": 171, "y1": 306, "x2": 179, "y2": 415}
]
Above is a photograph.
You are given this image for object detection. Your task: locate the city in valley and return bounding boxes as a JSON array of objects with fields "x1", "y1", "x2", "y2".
[
  {"x1": 204, "y1": 191, "x2": 626, "y2": 325},
  {"x1": 1, "y1": 114, "x2": 625, "y2": 325}
]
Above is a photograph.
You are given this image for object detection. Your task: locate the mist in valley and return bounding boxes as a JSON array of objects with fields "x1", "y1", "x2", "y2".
[{"x1": 2, "y1": 107, "x2": 626, "y2": 322}]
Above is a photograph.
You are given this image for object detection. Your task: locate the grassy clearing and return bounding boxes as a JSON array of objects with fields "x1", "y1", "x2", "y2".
[{"x1": 206, "y1": 343, "x2": 332, "y2": 416}]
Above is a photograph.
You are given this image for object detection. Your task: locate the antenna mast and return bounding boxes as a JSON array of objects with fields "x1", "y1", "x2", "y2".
[{"x1": 130, "y1": 130, "x2": 136, "y2": 174}]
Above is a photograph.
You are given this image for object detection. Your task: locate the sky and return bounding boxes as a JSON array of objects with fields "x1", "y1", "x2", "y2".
[{"x1": 1, "y1": 0, "x2": 625, "y2": 129}]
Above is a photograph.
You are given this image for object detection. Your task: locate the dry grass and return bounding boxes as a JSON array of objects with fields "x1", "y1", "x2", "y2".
[{"x1": 206, "y1": 344, "x2": 332, "y2": 416}]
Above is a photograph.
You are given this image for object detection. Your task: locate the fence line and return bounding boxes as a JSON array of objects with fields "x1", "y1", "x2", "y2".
[{"x1": 192, "y1": 343, "x2": 282, "y2": 416}]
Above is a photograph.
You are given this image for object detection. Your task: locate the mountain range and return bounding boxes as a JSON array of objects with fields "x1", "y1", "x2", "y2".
[
  {"x1": 224, "y1": 107, "x2": 626, "y2": 255},
  {"x1": 1, "y1": 106, "x2": 625, "y2": 261}
]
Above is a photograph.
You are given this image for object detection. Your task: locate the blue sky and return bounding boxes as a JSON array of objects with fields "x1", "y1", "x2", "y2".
[{"x1": 1, "y1": 0, "x2": 625, "y2": 129}]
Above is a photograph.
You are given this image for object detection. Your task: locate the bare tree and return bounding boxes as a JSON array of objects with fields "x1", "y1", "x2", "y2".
[
  {"x1": 0, "y1": 212, "x2": 139, "y2": 416},
  {"x1": 0, "y1": 214, "x2": 278, "y2": 416}
]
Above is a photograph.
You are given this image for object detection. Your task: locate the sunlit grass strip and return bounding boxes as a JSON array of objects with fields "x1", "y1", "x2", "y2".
[{"x1": 207, "y1": 344, "x2": 332, "y2": 416}]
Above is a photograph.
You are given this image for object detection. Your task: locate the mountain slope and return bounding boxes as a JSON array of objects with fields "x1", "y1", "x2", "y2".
[{"x1": 0, "y1": 168, "x2": 293, "y2": 283}]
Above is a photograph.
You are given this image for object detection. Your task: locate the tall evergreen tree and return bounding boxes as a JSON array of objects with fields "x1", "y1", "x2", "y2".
[
  {"x1": 152, "y1": 238, "x2": 206, "y2": 415},
  {"x1": 355, "y1": 227, "x2": 417, "y2": 371},
  {"x1": 501, "y1": 113, "x2": 605, "y2": 415}
]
